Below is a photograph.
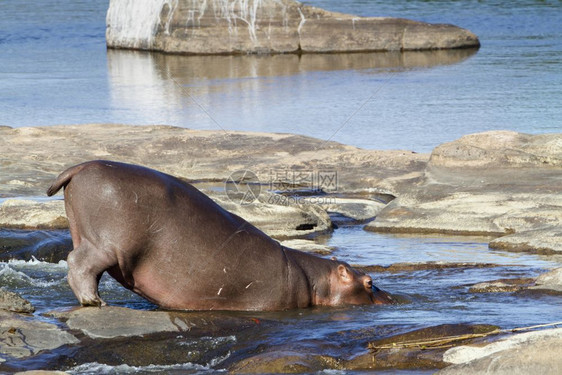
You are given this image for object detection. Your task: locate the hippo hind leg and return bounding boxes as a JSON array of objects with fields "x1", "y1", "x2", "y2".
[{"x1": 67, "y1": 241, "x2": 117, "y2": 307}]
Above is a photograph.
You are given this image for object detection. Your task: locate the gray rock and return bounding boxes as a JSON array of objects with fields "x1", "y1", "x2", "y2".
[
  {"x1": 467, "y1": 268, "x2": 562, "y2": 294},
  {"x1": 230, "y1": 350, "x2": 337, "y2": 374},
  {"x1": 106, "y1": 0, "x2": 479, "y2": 54},
  {"x1": 213, "y1": 192, "x2": 332, "y2": 239},
  {"x1": 279, "y1": 239, "x2": 334, "y2": 255},
  {"x1": 489, "y1": 227, "x2": 562, "y2": 255},
  {"x1": 367, "y1": 131, "x2": 562, "y2": 253},
  {"x1": 468, "y1": 278, "x2": 535, "y2": 293},
  {"x1": 439, "y1": 328, "x2": 562, "y2": 375},
  {"x1": 0, "y1": 310, "x2": 78, "y2": 361},
  {"x1": 47, "y1": 307, "x2": 191, "y2": 339},
  {"x1": 47, "y1": 306, "x2": 261, "y2": 340},
  {"x1": 0, "y1": 288, "x2": 35, "y2": 313},
  {"x1": 0, "y1": 124, "x2": 426, "y2": 233},
  {"x1": 532, "y1": 267, "x2": 562, "y2": 293}
]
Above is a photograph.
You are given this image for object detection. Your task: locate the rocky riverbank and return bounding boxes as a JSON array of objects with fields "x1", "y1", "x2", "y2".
[
  {"x1": 2, "y1": 124, "x2": 562, "y2": 372},
  {"x1": 106, "y1": 0, "x2": 479, "y2": 54},
  {"x1": 2, "y1": 125, "x2": 562, "y2": 254}
]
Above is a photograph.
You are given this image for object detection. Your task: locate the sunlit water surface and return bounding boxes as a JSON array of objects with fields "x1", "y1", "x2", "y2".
[{"x1": 0, "y1": 0, "x2": 561, "y2": 151}]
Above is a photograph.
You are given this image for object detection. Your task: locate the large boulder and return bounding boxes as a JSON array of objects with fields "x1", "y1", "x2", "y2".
[{"x1": 106, "y1": 0, "x2": 479, "y2": 54}]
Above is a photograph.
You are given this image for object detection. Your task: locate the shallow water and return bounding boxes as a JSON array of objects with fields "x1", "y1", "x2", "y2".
[
  {"x1": 1, "y1": 1, "x2": 561, "y2": 151},
  {"x1": 1, "y1": 224, "x2": 561, "y2": 373}
]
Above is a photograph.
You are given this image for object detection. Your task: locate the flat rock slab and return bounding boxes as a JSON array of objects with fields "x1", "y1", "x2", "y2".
[
  {"x1": 489, "y1": 227, "x2": 562, "y2": 254},
  {"x1": 106, "y1": 0, "x2": 479, "y2": 54},
  {"x1": 0, "y1": 124, "x2": 426, "y2": 197},
  {"x1": 0, "y1": 124, "x2": 426, "y2": 235},
  {"x1": 0, "y1": 310, "x2": 78, "y2": 361},
  {"x1": 47, "y1": 306, "x2": 261, "y2": 339},
  {"x1": 439, "y1": 328, "x2": 562, "y2": 374}
]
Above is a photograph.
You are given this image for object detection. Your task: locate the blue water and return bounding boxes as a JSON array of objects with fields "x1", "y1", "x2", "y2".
[{"x1": 1, "y1": 0, "x2": 561, "y2": 151}]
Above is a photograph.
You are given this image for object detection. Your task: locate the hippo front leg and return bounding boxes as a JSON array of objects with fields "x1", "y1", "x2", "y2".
[{"x1": 67, "y1": 241, "x2": 117, "y2": 307}]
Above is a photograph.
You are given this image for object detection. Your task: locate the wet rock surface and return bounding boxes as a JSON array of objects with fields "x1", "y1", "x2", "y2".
[
  {"x1": 439, "y1": 327, "x2": 562, "y2": 375},
  {"x1": 346, "y1": 323, "x2": 498, "y2": 371},
  {"x1": 0, "y1": 310, "x2": 78, "y2": 362},
  {"x1": 229, "y1": 350, "x2": 339, "y2": 374},
  {"x1": 46, "y1": 306, "x2": 262, "y2": 340},
  {"x1": 106, "y1": 0, "x2": 479, "y2": 54}
]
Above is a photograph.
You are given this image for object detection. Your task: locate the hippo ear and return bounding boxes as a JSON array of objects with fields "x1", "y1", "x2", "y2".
[{"x1": 337, "y1": 264, "x2": 352, "y2": 283}]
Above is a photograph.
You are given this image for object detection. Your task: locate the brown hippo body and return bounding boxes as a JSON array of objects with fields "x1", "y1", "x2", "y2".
[{"x1": 47, "y1": 160, "x2": 391, "y2": 311}]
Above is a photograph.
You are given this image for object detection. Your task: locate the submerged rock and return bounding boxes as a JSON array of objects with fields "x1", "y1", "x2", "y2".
[
  {"x1": 467, "y1": 267, "x2": 562, "y2": 295},
  {"x1": 106, "y1": 0, "x2": 479, "y2": 54},
  {"x1": 230, "y1": 351, "x2": 339, "y2": 374},
  {"x1": 0, "y1": 229, "x2": 71, "y2": 263},
  {"x1": 347, "y1": 323, "x2": 498, "y2": 371},
  {"x1": 14, "y1": 371, "x2": 69, "y2": 375},
  {"x1": 439, "y1": 328, "x2": 562, "y2": 374},
  {"x1": 468, "y1": 278, "x2": 535, "y2": 293},
  {"x1": 0, "y1": 311, "x2": 78, "y2": 361}
]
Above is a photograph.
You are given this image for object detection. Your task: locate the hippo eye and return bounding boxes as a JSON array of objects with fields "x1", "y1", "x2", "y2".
[{"x1": 366, "y1": 279, "x2": 373, "y2": 288}]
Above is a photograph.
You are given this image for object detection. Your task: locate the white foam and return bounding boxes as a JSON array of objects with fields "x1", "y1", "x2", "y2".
[
  {"x1": 7, "y1": 256, "x2": 68, "y2": 269},
  {"x1": 0, "y1": 259, "x2": 66, "y2": 287},
  {"x1": 68, "y1": 358, "x2": 229, "y2": 374}
]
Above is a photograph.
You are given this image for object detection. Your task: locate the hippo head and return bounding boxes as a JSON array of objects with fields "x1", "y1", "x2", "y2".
[{"x1": 324, "y1": 261, "x2": 393, "y2": 306}]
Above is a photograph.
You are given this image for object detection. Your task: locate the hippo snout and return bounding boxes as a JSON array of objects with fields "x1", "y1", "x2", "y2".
[{"x1": 371, "y1": 286, "x2": 394, "y2": 305}]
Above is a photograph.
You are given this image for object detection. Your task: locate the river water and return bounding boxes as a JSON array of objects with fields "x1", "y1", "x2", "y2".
[
  {"x1": 1, "y1": 0, "x2": 561, "y2": 151},
  {"x1": 1, "y1": 0, "x2": 562, "y2": 373}
]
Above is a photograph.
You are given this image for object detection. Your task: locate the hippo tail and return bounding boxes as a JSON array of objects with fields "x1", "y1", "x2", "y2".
[{"x1": 46, "y1": 163, "x2": 90, "y2": 196}]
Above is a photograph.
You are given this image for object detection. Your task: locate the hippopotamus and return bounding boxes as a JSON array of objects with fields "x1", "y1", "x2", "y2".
[{"x1": 47, "y1": 160, "x2": 392, "y2": 311}]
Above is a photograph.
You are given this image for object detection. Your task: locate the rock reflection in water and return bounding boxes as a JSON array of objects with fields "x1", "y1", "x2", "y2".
[{"x1": 106, "y1": 48, "x2": 477, "y2": 133}]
